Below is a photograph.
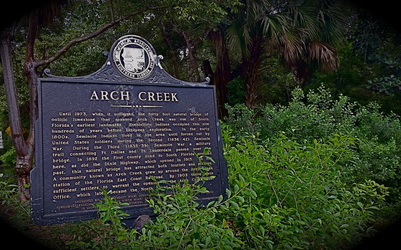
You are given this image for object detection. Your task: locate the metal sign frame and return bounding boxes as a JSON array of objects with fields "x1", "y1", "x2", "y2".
[{"x1": 31, "y1": 35, "x2": 228, "y2": 225}]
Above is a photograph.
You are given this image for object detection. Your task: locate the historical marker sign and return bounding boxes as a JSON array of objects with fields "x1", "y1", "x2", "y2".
[{"x1": 31, "y1": 35, "x2": 228, "y2": 225}]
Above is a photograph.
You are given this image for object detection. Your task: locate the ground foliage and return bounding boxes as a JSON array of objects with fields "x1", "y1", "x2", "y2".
[{"x1": 0, "y1": 87, "x2": 396, "y2": 249}]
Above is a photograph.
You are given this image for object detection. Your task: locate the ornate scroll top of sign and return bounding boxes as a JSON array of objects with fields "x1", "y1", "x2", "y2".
[
  {"x1": 42, "y1": 34, "x2": 204, "y2": 85},
  {"x1": 112, "y1": 35, "x2": 156, "y2": 80}
]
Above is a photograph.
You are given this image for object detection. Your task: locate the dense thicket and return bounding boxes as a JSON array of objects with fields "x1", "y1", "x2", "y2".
[
  {"x1": 1, "y1": 0, "x2": 401, "y2": 248},
  {"x1": 2, "y1": 87, "x2": 401, "y2": 249}
]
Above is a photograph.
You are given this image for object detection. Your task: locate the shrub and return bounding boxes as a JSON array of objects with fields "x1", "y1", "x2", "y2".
[
  {"x1": 65, "y1": 86, "x2": 401, "y2": 249},
  {"x1": 0, "y1": 173, "x2": 18, "y2": 204},
  {"x1": 225, "y1": 86, "x2": 401, "y2": 198},
  {"x1": 69, "y1": 131, "x2": 393, "y2": 249},
  {"x1": 222, "y1": 86, "x2": 401, "y2": 248},
  {"x1": 225, "y1": 86, "x2": 358, "y2": 141},
  {"x1": 141, "y1": 179, "x2": 243, "y2": 249},
  {"x1": 223, "y1": 130, "x2": 389, "y2": 249},
  {"x1": 68, "y1": 180, "x2": 245, "y2": 249}
]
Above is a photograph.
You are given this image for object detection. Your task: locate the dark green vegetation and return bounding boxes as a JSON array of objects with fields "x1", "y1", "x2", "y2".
[
  {"x1": 2, "y1": 87, "x2": 401, "y2": 249},
  {"x1": 2, "y1": 0, "x2": 401, "y2": 249}
]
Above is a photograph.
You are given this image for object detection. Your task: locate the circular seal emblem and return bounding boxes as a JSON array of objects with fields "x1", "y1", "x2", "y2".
[{"x1": 112, "y1": 35, "x2": 156, "y2": 79}]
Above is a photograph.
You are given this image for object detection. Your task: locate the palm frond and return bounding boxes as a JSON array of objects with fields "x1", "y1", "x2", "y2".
[
  {"x1": 308, "y1": 40, "x2": 339, "y2": 72},
  {"x1": 280, "y1": 32, "x2": 305, "y2": 65},
  {"x1": 226, "y1": 19, "x2": 252, "y2": 58}
]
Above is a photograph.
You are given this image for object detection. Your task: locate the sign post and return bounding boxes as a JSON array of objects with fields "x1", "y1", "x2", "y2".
[{"x1": 31, "y1": 35, "x2": 228, "y2": 225}]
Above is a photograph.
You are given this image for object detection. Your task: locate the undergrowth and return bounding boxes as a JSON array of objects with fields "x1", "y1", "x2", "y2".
[{"x1": 2, "y1": 86, "x2": 401, "y2": 249}]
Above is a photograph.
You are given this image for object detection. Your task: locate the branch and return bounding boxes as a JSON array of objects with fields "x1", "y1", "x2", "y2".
[
  {"x1": 109, "y1": 0, "x2": 115, "y2": 22},
  {"x1": 34, "y1": 5, "x2": 165, "y2": 68},
  {"x1": 0, "y1": 37, "x2": 30, "y2": 156}
]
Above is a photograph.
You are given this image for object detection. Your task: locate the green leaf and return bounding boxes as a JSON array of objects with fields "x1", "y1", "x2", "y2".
[
  {"x1": 207, "y1": 200, "x2": 215, "y2": 208},
  {"x1": 229, "y1": 200, "x2": 240, "y2": 210},
  {"x1": 205, "y1": 235, "x2": 211, "y2": 246},
  {"x1": 238, "y1": 174, "x2": 245, "y2": 184},
  {"x1": 117, "y1": 235, "x2": 127, "y2": 241},
  {"x1": 234, "y1": 184, "x2": 240, "y2": 193},
  {"x1": 249, "y1": 189, "x2": 257, "y2": 198},
  {"x1": 259, "y1": 225, "x2": 265, "y2": 236},
  {"x1": 226, "y1": 188, "x2": 232, "y2": 198},
  {"x1": 217, "y1": 195, "x2": 223, "y2": 204}
]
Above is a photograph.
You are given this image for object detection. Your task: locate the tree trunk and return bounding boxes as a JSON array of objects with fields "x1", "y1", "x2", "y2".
[
  {"x1": 161, "y1": 25, "x2": 182, "y2": 78},
  {"x1": 182, "y1": 31, "x2": 200, "y2": 82},
  {"x1": 0, "y1": 35, "x2": 34, "y2": 202},
  {"x1": 208, "y1": 29, "x2": 231, "y2": 118},
  {"x1": 16, "y1": 154, "x2": 34, "y2": 202},
  {"x1": 0, "y1": 4, "x2": 166, "y2": 202},
  {"x1": 0, "y1": 10, "x2": 40, "y2": 202},
  {"x1": 240, "y1": 37, "x2": 264, "y2": 109}
]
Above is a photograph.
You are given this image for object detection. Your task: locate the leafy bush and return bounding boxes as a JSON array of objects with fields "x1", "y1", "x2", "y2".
[
  {"x1": 68, "y1": 181, "x2": 245, "y2": 249},
  {"x1": 227, "y1": 77, "x2": 246, "y2": 106},
  {"x1": 0, "y1": 173, "x2": 18, "y2": 204},
  {"x1": 220, "y1": 86, "x2": 401, "y2": 248},
  {"x1": 69, "y1": 150, "x2": 245, "y2": 249},
  {"x1": 225, "y1": 86, "x2": 401, "y2": 198},
  {"x1": 222, "y1": 129, "x2": 388, "y2": 249},
  {"x1": 52, "y1": 86, "x2": 401, "y2": 249},
  {"x1": 77, "y1": 129, "x2": 392, "y2": 249},
  {"x1": 141, "y1": 179, "x2": 243, "y2": 249},
  {"x1": 367, "y1": 75, "x2": 401, "y2": 95},
  {"x1": 225, "y1": 86, "x2": 357, "y2": 141}
]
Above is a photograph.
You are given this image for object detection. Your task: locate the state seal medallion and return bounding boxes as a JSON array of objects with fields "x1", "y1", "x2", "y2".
[{"x1": 112, "y1": 35, "x2": 156, "y2": 79}]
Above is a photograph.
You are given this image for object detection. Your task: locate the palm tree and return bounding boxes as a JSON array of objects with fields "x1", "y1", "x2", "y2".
[{"x1": 224, "y1": 0, "x2": 345, "y2": 108}]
